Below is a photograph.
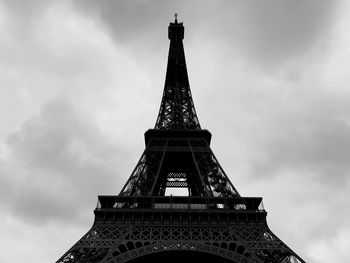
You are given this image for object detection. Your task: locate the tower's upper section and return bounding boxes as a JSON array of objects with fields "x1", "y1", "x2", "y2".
[{"x1": 154, "y1": 16, "x2": 201, "y2": 130}]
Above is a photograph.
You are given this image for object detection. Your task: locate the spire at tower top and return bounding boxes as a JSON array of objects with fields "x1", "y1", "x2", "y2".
[
  {"x1": 168, "y1": 15, "x2": 184, "y2": 40},
  {"x1": 155, "y1": 19, "x2": 201, "y2": 130}
]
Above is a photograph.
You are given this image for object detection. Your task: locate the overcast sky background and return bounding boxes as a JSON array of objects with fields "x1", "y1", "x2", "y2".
[{"x1": 0, "y1": 0, "x2": 349, "y2": 262}]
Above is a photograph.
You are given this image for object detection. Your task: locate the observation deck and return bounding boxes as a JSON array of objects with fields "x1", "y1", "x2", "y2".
[{"x1": 94, "y1": 196, "x2": 266, "y2": 225}]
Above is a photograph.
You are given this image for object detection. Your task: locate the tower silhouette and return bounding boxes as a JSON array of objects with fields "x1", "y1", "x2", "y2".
[{"x1": 57, "y1": 17, "x2": 305, "y2": 263}]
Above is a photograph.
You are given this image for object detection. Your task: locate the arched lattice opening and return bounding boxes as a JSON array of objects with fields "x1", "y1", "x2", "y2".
[{"x1": 126, "y1": 250, "x2": 235, "y2": 263}]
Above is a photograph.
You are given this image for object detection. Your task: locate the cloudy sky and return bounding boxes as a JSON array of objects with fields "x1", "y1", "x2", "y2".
[{"x1": 0, "y1": 0, "x2": 349, "y2": 262}]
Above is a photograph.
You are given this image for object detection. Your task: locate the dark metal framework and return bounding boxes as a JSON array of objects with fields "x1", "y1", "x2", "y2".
[
  {"x1": 155, "y1": 18, "x2": 200, "y2": 130},
  {"x1": 57, "y1": 17, "x2": 305, "y2": 263},
  {"x1": 119, "y1": 130, "x2": 239, "y2": 197}
]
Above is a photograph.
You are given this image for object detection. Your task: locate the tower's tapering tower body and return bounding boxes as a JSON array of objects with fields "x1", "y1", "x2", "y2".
[{"x1": 57, "y1": 18, "x2": 305, "y2": 263}]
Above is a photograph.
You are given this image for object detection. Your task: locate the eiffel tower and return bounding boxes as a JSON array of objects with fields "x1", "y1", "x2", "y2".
[{"x1": 57, "y1": 16, "x2": 305, "y2": 263}]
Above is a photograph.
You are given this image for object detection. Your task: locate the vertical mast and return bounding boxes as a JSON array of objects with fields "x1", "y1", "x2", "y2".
[{"x1": 155, "y1": 15, "x2": 201, "y2": 130}]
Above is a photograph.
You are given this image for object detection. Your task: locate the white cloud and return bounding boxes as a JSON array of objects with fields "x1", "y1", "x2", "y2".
[
  {"x1": 308, "y1": 228, "x2": 350, "y2": 262},
  {"x1": 1, "y1": 1, "x2": 350, "y2": 263}
]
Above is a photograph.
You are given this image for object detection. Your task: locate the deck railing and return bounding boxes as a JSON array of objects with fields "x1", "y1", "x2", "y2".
[{"x1": 96, "y1": 195, "x2": 264, "y2": 212}]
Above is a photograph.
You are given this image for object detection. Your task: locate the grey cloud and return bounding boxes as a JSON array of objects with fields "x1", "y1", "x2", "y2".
[
  {"x1": 249, "y1": 94, "x2": 350, "y2": 183},
  {"x1": 12, "y1": 185, "x2": 75, "y2": 223},
  {"x1": 228, "y1": 0, "x2": 339, "y2": 66},
  {"x1": 2, "y1": 100, "x2": 124, "y2": 224},
  {"x1": 70, "y1": 0, "x2": 195, "y2": 57},
  {"x1": 72, "y1": 0, "x2": 172, "y2": 37},
  {"x1": 72, "y1": 0, "x2": 340, "y2": 67},
  {"x1": 225, "y1": 87, "x2": 350, "y2": 256},
  {"x1": 3, "y1": 0, "x2": 339, "y2": 67},
  {"x1": 1, "y1": 0, "x2": 52, "y2": 38}
]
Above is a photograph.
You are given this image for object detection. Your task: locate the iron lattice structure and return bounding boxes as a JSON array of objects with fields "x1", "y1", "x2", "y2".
[
  {"x1": 155, "y1": 17, "x2": 200, "y2": 130},
  {"x1": 57, "y1": 17, "x2": 305, "y2": 263}
]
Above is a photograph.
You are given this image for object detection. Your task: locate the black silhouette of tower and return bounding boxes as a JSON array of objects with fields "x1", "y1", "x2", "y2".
[{"x1": 57, "y1": 16, "x2": 305, "y2": 263}]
